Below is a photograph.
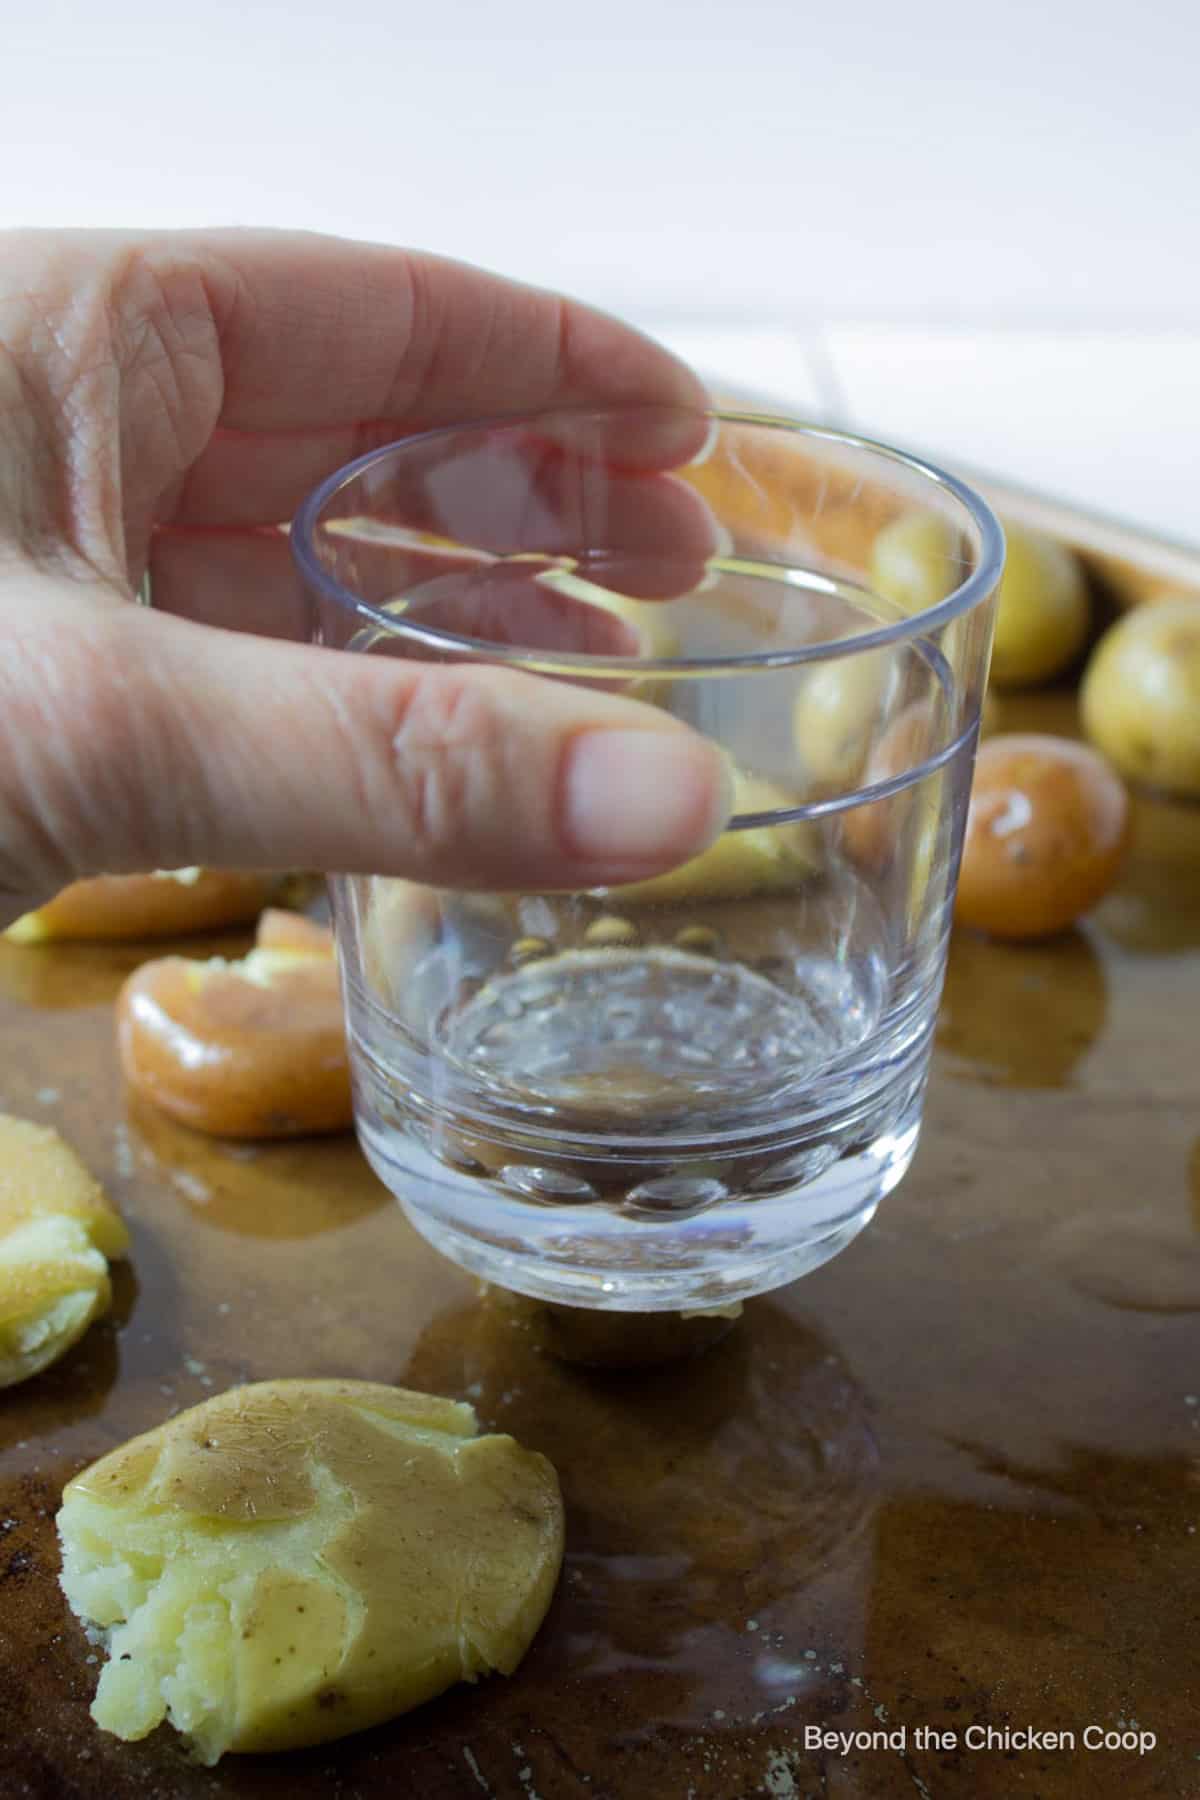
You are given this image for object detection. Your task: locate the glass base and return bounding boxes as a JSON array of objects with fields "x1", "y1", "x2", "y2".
[{"x1": 356, "y1": 1110, "x2": 921, "y2": 1312}]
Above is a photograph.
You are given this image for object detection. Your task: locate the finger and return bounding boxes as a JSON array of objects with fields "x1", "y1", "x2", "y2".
[
  {"x1": 150, "y1": 531, "x2": 644, "y2": 658},
  {"x1": 151, "y1": 453, "x2": 717, "y2": 628},
  {"x1": 149, "y1": 529, "x2": 306, "y2": 637},
  {"x1": 171, "y1": 413, "x2": 719, "y2": 536},
  {"x1": 165, "y1": 230, "x2": 710, "y2": 460},
  {"x1": 303, "y1": 442, "x2": 720, "y2": 601},
  {"x1": 40, "y1": 607, "x2": 732, "y2": 893}
]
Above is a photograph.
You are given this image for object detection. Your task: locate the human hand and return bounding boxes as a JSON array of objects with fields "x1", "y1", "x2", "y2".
[{"x1": 0, "y1": 230, "x2": 730, "y2": 928}]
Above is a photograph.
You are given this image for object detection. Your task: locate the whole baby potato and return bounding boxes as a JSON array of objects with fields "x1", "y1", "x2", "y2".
[
  {"x1": 869, "y1": 512, "x2": 959, "y2": 614},
  {"x1": 955, "y1": 734, "x2": 1130, "y2": 940},
  {"x1": 793, "y1": 642, "x2": 898, "y2": 791},
  {"x1": 1080, "y1": 597, "x2": 1200, "y2": 797},
  {"x1": 988, "y1": 523, "x2": 1090, "y2": 689}
]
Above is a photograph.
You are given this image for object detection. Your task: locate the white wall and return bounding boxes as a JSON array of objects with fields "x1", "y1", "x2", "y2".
[{"x1": 6, "y1": 0, "x2": 1199, "y2": 326}]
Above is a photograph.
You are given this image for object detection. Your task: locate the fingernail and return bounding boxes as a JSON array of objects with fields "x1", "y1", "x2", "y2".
[
  {"x1": 689, "y1": 415, "x2": 722, "y2": 467},
  {"x1": 561, "y1": 731, "x2": 734, "y2": 869}
]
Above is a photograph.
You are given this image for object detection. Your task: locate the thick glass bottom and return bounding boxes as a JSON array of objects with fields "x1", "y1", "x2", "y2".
[{"x1": 355, "y1": 1102, "x2": 922, "y2": 1311}]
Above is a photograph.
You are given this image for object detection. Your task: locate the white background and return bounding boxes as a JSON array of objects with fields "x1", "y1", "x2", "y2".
[{"x1": 5, "y1": 0, "x2": 1199, "y2": 536}]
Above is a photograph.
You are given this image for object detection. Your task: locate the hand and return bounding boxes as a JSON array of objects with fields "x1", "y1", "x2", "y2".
[{"x1": 0, "y1": 230, "x2": 731, "y2": 927}]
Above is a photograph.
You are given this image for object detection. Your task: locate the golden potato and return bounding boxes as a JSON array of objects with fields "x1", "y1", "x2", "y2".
[
  {"x1": 1080, "y1": 597, "x2": 1200, "y2": 796},
  {"x1": 58, "y1": 1379, "x2": 564, "y2": 1764},
  {"x1": 841, "y1": 703, "x2": 937, "y2": 872},
  {"x1": 988, "y1": 522, "x2": 1090, "y2": 689},
  {"x1": 5, "y1": 870, "x2": 278, "y2": 944},
  {"x1": 116, "y1": 947, "x2": 351, "y2": 1139},
  {"x1": 793, "y1": 643, "x2": 898, "y2": 791},
  {"x1": 605, "y1": 771, "x2": 819, "y2": 905},
  {"x1": 955, "y1": 734, "x2": 1130, "y2": 940},
  {"x1": 869, "y1": 511, "x2": 959, "y2": 614},
  {"x1": 0, "y1": 1114, "x2": 129, "y2": 1388}
]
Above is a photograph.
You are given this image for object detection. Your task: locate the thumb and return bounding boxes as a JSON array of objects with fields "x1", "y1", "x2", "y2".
[{"x1": 1, "y1": 594, "x2": 733, "y2": 912}]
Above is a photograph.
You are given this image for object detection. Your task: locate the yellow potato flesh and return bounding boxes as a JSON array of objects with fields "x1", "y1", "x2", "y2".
[
  {"x1": 58, "y1": 1379, "x2": 564, "y2": 1764},
  {"x1": 0, "y1": 1115, "x2": 128, "y2": 1388}
]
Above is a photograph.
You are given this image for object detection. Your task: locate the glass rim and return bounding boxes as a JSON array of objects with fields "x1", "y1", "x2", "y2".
[{"x1": 290, "y1": 408, "x2": 1005, "y2": 671}]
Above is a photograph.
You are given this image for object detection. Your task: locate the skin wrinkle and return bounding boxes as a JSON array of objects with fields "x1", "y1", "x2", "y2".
[
  {"x1": 111, "y1": 260, "x2": 224, "y2": 579},
  {"x1": 0, "y1": 610, "x2": 114, "y2": 892},
  {"x1": 386, "y1": 254, "x2": 444, "y2": 427},
  {"x1": 314, "y1": 671, "x2": 376, "y2": 842},
  {"x1": 190, "y1": 246, "x2": 257, "y2": 426},
  {"x1": 0, "y1": 330, "x2": 71, "y2": 567},
  {"x1": 94, "y1": 614, "x2": 196, "y2": 869},
  {"x1": 0, "y1": 229, "x2": 718, "y2": 924},
  {"x1": 22, "y1": 275, "x2": 126, "y2": 588},
  {"x1": 389, "y1": 671, "x2": 506, "y2": 878}
]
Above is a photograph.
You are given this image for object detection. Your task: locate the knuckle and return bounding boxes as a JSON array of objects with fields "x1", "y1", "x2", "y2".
[{"x1": 387, "y1": 669, "x2": 508, "y2": 869}]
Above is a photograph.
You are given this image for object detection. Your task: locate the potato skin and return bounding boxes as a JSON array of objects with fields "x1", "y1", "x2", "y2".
[
  {"x1": 841, "y1": 703, "x2": 936, "y2": 873},
  {"x1": 6, "y1": 871, "x2": 277, "y2": 943},
  {"x1": 955, "y1": 734, "x2": 1130, "y2": 940},
  {"x1": 255, "y1": 909, "x2": 335, "y2": 955},
  {"x1": 58, "y1": 1380, "x2": 564, "y2": 1760},
  {"x1": 1080, "y1": 597, "x2": 1200, "y2": 797},
  {"x1": 988, "y1": 523, "x2": 1090, "y2": 689},
  {"x1": 116, "y1": 952, "x2": 352, "y2": 1139}
]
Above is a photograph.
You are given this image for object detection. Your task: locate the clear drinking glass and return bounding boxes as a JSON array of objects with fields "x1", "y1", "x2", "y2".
[{"x1": 292, "y1": 408, "x2": 1002, "y2": 1310}]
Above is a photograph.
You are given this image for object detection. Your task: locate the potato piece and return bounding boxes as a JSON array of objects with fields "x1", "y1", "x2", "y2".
[
  {"x1": 869, "y1": 511, "x2": 959, "y2": 614},
  {"x1": 57, "y1": 1379, "x2": 563, "y2": 1764},
  {"x1": 254, "y1": 909, "x2": 335, "y2": 956},
  {"x1": 841, "y1": 703, "x2": 937, "y2": 872},
  {"x1": 0, "y1": 1114, "x2": 129, "y2": 1388},
  {"x1": 1080, "y1": 597, "x2": 1200, "y2": 797},
  {"x1": 793, "y1": 642, "x2": 898, "y2": 791},
  {"x1": 6, "y1": 871, "x2": 278, "y2": 944},
  {"x1": 979, "y1": 688, "x2": 1001, "y2": 738},
  {"x1": 955, "y1": 734, "x2": 1130, "y2": 940},
  {"x1": 532, "y1": 567, "x2": 680, "y2": 659},
  {"x1": 988, "y1": 523, "x2": 1090, "y2": 689},
  {"x1": 603, "y1": 772, "x2": 820, "y2": 906},
  {"x1": 116, "y1": 948, "x2": 351, "y2": 1139}
]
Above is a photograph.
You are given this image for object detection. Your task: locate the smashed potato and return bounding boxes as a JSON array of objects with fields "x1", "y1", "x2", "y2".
[
  {"x1": 116, "y1": 946, "x2": 351, "y2": 1139},
  {"x1": 254, "y1": 909, "x2": 336, "y2": 957},
  {"x1": 0, "y1": 1115, "x2": 129, "y2": 1387},
  {"x1": 58, "y1": 1380, "x2": 563, "y2": 1764},
  {"x1": 6, "y1": 871, "x2": 277, "y2": 944}
]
